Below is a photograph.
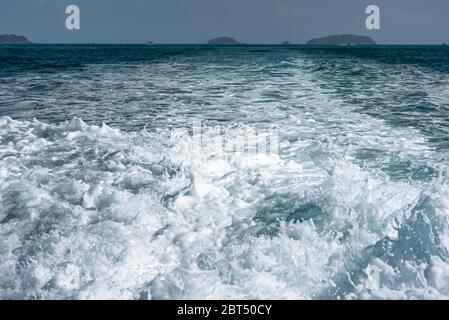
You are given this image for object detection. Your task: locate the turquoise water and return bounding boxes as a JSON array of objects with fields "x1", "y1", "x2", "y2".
[{"x1": 1, "y1": 44, "x2": 449, "y2": 299}]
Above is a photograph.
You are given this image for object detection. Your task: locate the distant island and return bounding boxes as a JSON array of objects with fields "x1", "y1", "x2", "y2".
[
  {"x1": 306, "y1": 34, "x2": 376, "y2": 45},
  {"x1": 207, "y1": 37, "x2": 239, "y2": 45},
  {"x1": 0, "y1": 34, "x2": 32, "y2": 44}
]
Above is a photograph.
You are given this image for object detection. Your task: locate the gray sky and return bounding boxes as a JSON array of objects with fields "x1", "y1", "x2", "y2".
[{"x1": 1, "y1": 0, "x2": 448, "y2": 44}]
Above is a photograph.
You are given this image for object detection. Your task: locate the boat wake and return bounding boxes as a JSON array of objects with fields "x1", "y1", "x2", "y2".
[{"x1": 1, "y1": 115, "x2": 449, "y2": 299}]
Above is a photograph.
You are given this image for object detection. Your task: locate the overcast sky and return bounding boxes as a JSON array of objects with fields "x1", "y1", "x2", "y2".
[{"x1": 1, "y1": 0, "x2": 448, "y2": 44}]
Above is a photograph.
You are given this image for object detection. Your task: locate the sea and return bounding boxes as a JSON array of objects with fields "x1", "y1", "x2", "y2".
[{"x1": 1, "y1": 44, "x2": 449, "y2": 299}]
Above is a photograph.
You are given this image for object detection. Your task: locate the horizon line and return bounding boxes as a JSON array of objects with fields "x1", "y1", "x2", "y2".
[{"x1": 2, "y1": 42, "x2": 448, "y2": 46}]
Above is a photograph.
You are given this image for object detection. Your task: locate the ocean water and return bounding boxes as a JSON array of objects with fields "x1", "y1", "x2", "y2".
[{"x1": 1, "y1": 44, "x2": 449, "y2": 299}]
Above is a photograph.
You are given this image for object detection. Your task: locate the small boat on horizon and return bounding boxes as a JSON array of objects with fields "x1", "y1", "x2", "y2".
[{"x1": 146, "y1": 41, "x2": 158, "y2": 46}]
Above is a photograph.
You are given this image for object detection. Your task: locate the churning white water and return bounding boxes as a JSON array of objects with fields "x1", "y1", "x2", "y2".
[{"x1": 1, "y1": 46, "x2": 449, "y2": 299}]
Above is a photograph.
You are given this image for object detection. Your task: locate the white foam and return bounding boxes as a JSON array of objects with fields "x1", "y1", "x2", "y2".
[
  {"x1": 1, "y1": 113, "x2": 448, "y2": 299},
  {"x1": 1, "y1": 55, "x2": 449, "y2": 299}
]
